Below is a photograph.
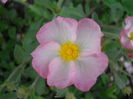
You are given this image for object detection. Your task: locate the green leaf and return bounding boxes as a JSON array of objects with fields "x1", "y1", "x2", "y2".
[
  {"x1": 85, "y1": 1, "x2": 90, "y2": 16},
  {"x1": 0, "y1": 21, "x2": 8, "y2": 31},
  {"x1": 0, "y1": 92, "x2": 17, "y2": 99},
  {"x1": 30, "y1": 95, "x2": 45, "y2": 99},
  {"x1": 110, "y1": 3, "x2": 124, "y2": 22},
  {"x1": 106, "y1": 87, "x2": 117, "y2": 99},
  {"x1": 14, "y1": 45, "x2": 31, "y2": 64},
  {"x1": 60, "y1": 4, "x2": 85, "y2": 20},
  {"x1": 122, "y1": 0, "x2": 133, "y2": 15},
  {"x1": 102, "y1": 25, "x2": 121, "y2": 34},
  {"x1": 35, "y1": 78, "x2": 46, "y2": 95},
  {"x1": 103, "y1": 40, "x2": 120, "y2": 59},
  {"x1": 65, "y1": 92, "x2": 76, "y2": 99},
  {"x1": 0, "y1": 40, "x2": 15, "y2": 59},
  {"x1": 29, "y1": 5, "x2": 43, "y2": 16},
  {"x1": 23, "y1": 66, "x2": 38, "y2": 79},
  {"x1": 22, "y1": 20, "x2": 43, "y2": 57},
  {"x1": 103, "y1": 0, "x2": 117, "y2": 7},
  {"x1": 22, "y1": 20, "x2": 42, "y2": 46},
  {"x1": 34, "y1": 0, "x2": 56, "y2": 11},
  {"x1": 55, "y1": 88, "x2": 68, "y2": 98},
  {"x1": 8, "y1": 27, "x2": 16, "y2": 39},
  {"x1": 101, "y1": 74, "x2": 110, "y2": 85},
  {"x1": 92, "y1": 12, "x2": 99, "y2": 23},
  {"x1": 114, "y1": 72, "x2": 129, "y2": 89},
  {"x1": 84, "y1": 93, "x2": 94, "y2": 99}
]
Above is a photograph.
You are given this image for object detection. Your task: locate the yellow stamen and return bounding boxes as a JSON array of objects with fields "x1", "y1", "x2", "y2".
[
  {"x1": 59, "y1": 41, "x2": 80, "y2": 61},
  {"x1": 129, "y1": 32, "x2": 133, "y2": 40}
]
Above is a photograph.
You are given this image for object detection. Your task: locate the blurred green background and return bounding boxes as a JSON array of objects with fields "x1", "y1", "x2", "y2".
[{"x1": 0, "y1": 0, "x2": 133, "y2": 99}]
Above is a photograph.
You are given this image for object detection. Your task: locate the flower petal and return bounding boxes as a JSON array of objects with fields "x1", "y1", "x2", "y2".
[
  {"x1": 75, "y1": 18, "x2": 103, "y2": 55},
  {"x1": 37, "y1": 16, "x2": 78, "y2": 44},
  {"x1": 47, "y1": 57, "x2": 75, "y2": 88},
  {"x1": 0, "y1": 0, "x2": 7, "y2": 3},
  {"x1": 120, "y1": 17, "x2": 133, "y2": 49},
  {"x1": 74, "y1": 53, "x2": 108, "y2": 91},
  {"x1": 120, "y1": 29, "x2": 133, "y2": 49},
  {"x1": 125, "y1": 16, "x2": 133, "y2": 29},
  {"x1": 31, "y1": 41, "x2": 60, "y2": 78}
]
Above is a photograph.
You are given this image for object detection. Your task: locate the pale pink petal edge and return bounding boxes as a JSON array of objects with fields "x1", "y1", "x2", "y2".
[
  {"x1": 31, "y1": 41, "x2": 60, "y2": 78},
  {"x1": 120, "y1": 26, "x2": 133, "y2": 49},
  {"x1": 125, "y1": 16, "x2": 133, "y2": 25},
  {"x1": 36, "y1": 16, "x2": 78, "y2": 43},
  {"x1": 78, "y1": 18, "x2": 104, "y2": 37},
  {"x1": 74, "y1": 53, "x2": 108, "y2": 91},
  {"x1": 0, "y1": 0, "x2": 7, "y2": 3}
]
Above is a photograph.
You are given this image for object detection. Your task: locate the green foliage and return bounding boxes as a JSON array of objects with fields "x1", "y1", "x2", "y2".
[
  {"x1": 61, "y1": 4, "x2": 85, "y2": 20},
  {"x1": 14, "y1": 45, "x2": 31, "y2": 64},
  {"x1": 122, "y1": 0, "x2": 133, "y2": 15},
  {"x1": 0, "y1": 0, "x2": 133, "y2": 99}
]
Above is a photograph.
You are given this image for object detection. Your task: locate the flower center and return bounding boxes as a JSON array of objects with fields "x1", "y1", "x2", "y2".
[
  {"x1": 59, "y1": 41, "x2": 80, "y2": 61},
  {"x1": 129, "y1": 32, "x2": 133, "y2": 40}
]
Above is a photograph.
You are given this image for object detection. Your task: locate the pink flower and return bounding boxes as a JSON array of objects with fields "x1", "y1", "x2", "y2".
[
  {"x1": 120, "y1": 16, "x2": 133, "y2": 49},
  {"x1": 0, "y1": 0, "x2": 8, "y2": 3},
  {"x1": 124, "y1": 61, "x2": 133, "y2": 74},
  {"x1": 31, "y1": 16, "x2": 108, "y2": 91},
  {"x1": 128, "y1": 54, "x2": 133, "y2": 58}
]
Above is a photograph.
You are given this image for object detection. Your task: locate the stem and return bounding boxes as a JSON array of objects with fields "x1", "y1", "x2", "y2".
[
  {"x1": 24, "y1": 76, "x2": 40, "y2": 99},
  {"x1": 30, "y1": 76, "x2": 40, "y2": 89},
  {"x1": 119, "y1": 69, "x2": 133, "y2": 78},
  {"x1": 53, "y1": 0, "x2": 64, "y2": 19},
  {"x1": 0, "y1": 63, "x2": 26, "y2": 92},
  {"x1": 103, "y1": 31, "x2": 119, "y2": 39},
  {"x1": 57, "y1": 0, "x2": 64, "y2": 10},
  {"x1": 7, "y1": 63, "x2": 26, "y2": 81},
  {"x1": 110, "y1": 60, "x2": 133, "y2": 79}
]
